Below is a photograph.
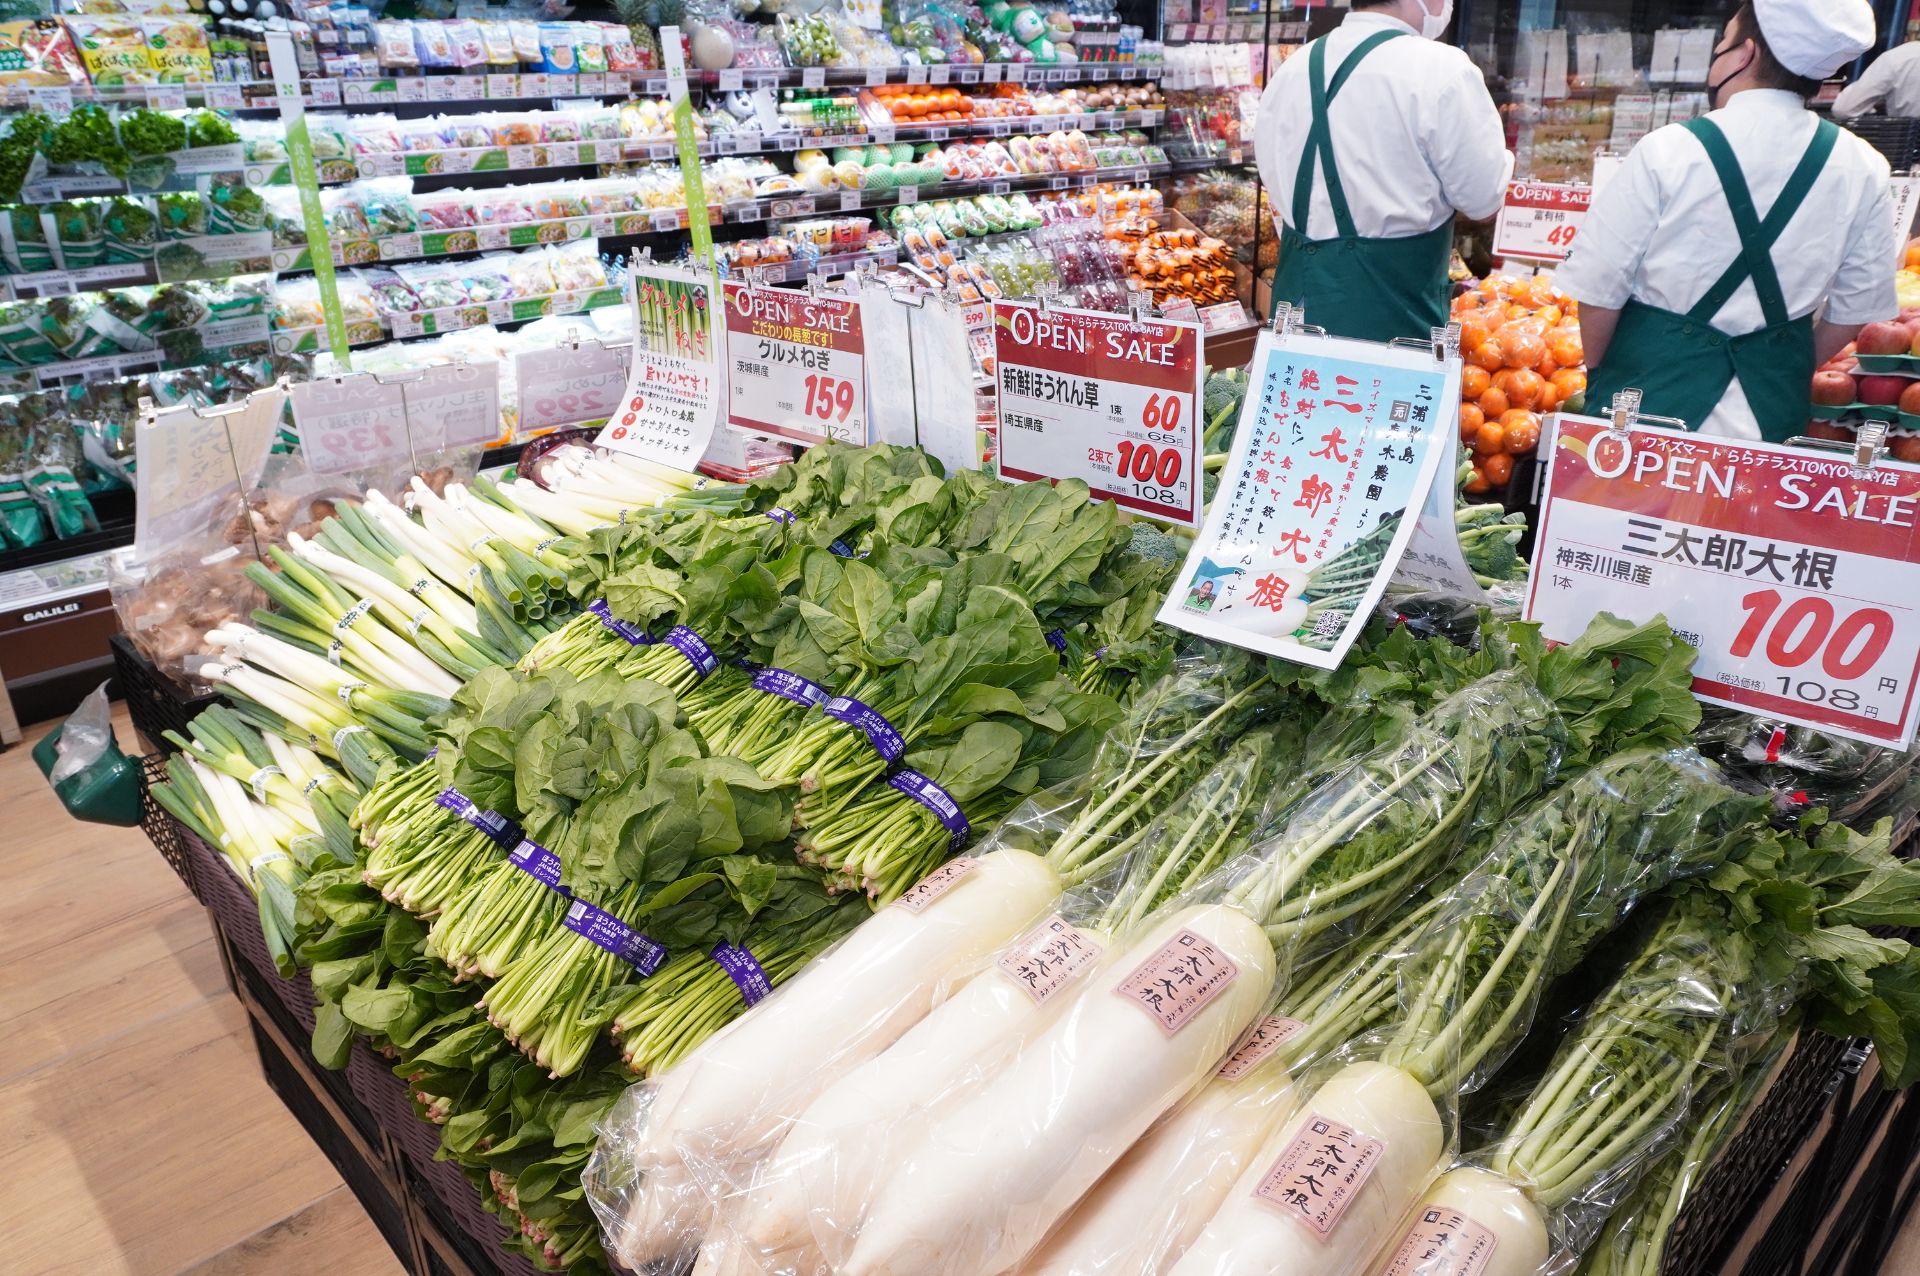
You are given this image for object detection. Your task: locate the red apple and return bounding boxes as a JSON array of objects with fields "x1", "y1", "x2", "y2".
[
  {"x1": 1807, "y1": 420, "x2": 1857, "y2": 441},
  {"x1": 1900, "y1": 306, "x2": 1920, "y2": 324},
  {"x1": 1907, "y1": 327, "x2": 1920, "y2": 356},
  {"x1": 1857, "y1": 321, "x2": 1913, "y2": 355},
  {"x1": 1811, "y1": 369, "x2": 1857, "y2": 405},
  {"x1": 1893, "y1": 436, "x2": 1920, "y2": 463},
  {"x1": 1899, "y1": 382, "x2": 1920, "y2": 416},
  {"x1": 1857, "y1": 374, "x2": 1908, "y2": 405}
]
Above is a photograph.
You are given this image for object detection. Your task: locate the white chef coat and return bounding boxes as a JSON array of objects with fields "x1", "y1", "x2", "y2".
[
  {"x1": 1555, "y1": 88, "x2": 1897, "y2": 440},
  {"x1": 1833, "y1": 42, "x2": 1920, "y2": 120},
  {"x1": 1254, "y1": 11, "x2": 1511, "y2": 240}
]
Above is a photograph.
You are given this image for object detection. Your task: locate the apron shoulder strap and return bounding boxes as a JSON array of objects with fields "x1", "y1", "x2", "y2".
[
  {"x1": 1291, "y1": 30, "x2": 1410, "y2": 240},
  {"x1": 1683, "y1": 116, "x2": 1840, "y2": 328}
]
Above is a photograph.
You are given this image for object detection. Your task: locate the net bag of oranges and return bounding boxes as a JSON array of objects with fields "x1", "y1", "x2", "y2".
[{"x1": 1452, "y1": 274, "x2": 1586, "y2": 495}]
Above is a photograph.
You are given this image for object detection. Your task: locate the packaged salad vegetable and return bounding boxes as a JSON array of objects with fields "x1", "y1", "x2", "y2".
[
  {"x1": 508, "y1": 19, "x2": 541, "y2": 63},
  {"x1": 0, "y1": 20, "x2": 87, "y2": 87},
  {"x1": 458, "y1": 254, "x2": 515, "y2": 303},
  {"x1": 549, "y1": 238, "x2": 606, "y2": 291},
  {"x1": 574, "y1": 25, "x2": 607, "y2": 74},
  {"x1": 537, "y1": 23, "x2": 575, "y2": 73},
  {"x1": 412, "y1": 19, "x2": 455, "y2": 69},
  {"x1": 414, "y1": 187, "x2": 476, "y2": 231},
  {"x1": 63, "y1": 17, "x2": 157, "y2": 84},
  {"x1": 477, "y1": 20, "x2": 515, "y2": 66},
  {"x1": 138, "y1": 15, "x2": 212, "y2": 82},
  {"x1": 394, "y1": 259, "x2": 468, "y2": 310},
  {"x1": 320, "y1": 185, "x2": 371, "y2": 240},
  {"x1": 353, "y1": 265, "x2": 419, "y2": 315},
  {"x1": 505, "y1": 247, "x2": 554, "y2": 297},
  {"x1": 445, "y1": 19, "x2": 487, "y2": 67},
  {"x1": 597, "y1": 22, "x2": 641, "y2": 72},
  {"x1": 347, "y1": 114, "x2": 402, "y2": 155},
  {"x1": 357, "y1": 176, "x2": 417, "y2": 236},
  {"x1": 373, "y1": 20, "x2": 416, "y2": 67}
]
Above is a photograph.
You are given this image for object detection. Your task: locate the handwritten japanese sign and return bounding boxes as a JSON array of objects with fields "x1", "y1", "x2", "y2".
[
  {"x1": 290, "y1": 364, "x2": 499, "y2": 473},
  {"x1": 1252, "y1": 1113, "x2": 1386, "y2": 1238},
  {"x1": 993, "y1": 300, "x2": 1204, "y2": 526},
  {"x1": 598, "y1": 265, "x2": 721, "y2": 468},
  {"x1": 1377, "y1": 1206, "x2": 1500, "y2": 1276},
  {"x1": 1159, "y1": 330, "x2": 1461, "y2": 669},
  {"x1": 1113, "y1": 928, "x2": 1240, "y2": 1035},
  {"x1": 522, "y1": 339, "x2": 627, "y2": 434},
  {"x1": 996, "y1": 914, "x2": 1104, "y2": 1005},
  {"x1": 724, "y1": 281, "x2": 867, "y2": 446},
  {"x1": 891, "y1": 856, "x2": 979, "y2": 915},
  {"x1": 1525, "y1": 415, "x2": 1920, "y2": 746},
  {"x1": 1216, "y1": 1014, "x2": 1305, "y2": 1080}
]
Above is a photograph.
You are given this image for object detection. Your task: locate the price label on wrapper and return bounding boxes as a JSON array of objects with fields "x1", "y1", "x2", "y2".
[
  {"x1": 1158, "y1": 328, "x2": 1460, "y2": 669},
  {"x1": 723, "y1": 282, "x2": 868, "y2": 445},
  {"x1": 595, "y1": 265, "x2": 722, "y2": 468},
  {"x1": 1525, "y1": 415, "x2": 1920, "y2": 746},
  {"x1": 993, "y1": 300, "x2": 1205, "y2": 527}
]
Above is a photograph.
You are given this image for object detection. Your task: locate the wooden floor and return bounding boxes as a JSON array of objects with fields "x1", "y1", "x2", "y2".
[
  {"x1": 1, "y1": 704, "x2": 404, "y2": 1276},
  {"x1": 5, "y1": 701, "x2": 1920, "y2": 1276}
]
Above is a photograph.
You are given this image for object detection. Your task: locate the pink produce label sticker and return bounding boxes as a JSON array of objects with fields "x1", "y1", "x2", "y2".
[
  {"x1": 1112, "y1": 928, "x2": 1240, "y2": 1035},
  {"x1": 1252, "y1": 1112, "x2": 1385, "y2": 1238},
  {"x1": 1377, "y1": 1206, "x2": 1499, "y2": 1276},
  {"x1": 996, "y1": 914, "x2": 1104, "y2": 1005},
  {"x1": 1216, "y1": 1015, "x2": 1306, "y2": 1079},
  {"x1": 890, "y1": 856, "x2": 980, "y2": 914}
]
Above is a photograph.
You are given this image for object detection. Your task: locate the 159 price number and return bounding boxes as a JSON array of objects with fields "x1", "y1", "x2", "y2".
[
  {"x1": 802, "y1": 374, "x2": 856, "y2": 426},
  {"x1": 1732, "y1": 588, "x2": 1898, "y2": 713}
]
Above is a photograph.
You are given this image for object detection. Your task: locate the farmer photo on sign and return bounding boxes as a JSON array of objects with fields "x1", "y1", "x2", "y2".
[{"x1": 1181, "y1": 558, "x2": 1247, "y2": 611}]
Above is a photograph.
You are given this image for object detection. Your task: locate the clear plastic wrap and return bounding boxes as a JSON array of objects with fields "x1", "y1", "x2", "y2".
[{"x1": 584, "y1": 848, "x2": 1064, "y2": 1273}]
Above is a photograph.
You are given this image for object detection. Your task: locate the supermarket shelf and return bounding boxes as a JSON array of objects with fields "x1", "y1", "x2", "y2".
[
  {"x1": 268, "y1": 284, "x2": 624, "y2": 353},
  {"x1": 0, "y1": 63, "x2": 1166, "y2": 113}
]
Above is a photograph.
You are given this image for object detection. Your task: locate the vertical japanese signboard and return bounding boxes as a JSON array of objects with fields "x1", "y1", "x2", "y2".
[
  {"x1": 596, "y1": 264, "x2": 720, "y2": 469},
  {"x1": 1526, "y1": 415, "x2": 1920, "y2": 746},
  {"x1": 1158, "y1": 330, "x2": 1460, "y2": 668},
  {"x1": 993, "y1": 300, "x2": 1204, "y2": 526},
  {"x1": 723, "y1": 282, "x2": 868, "y2": 446}
]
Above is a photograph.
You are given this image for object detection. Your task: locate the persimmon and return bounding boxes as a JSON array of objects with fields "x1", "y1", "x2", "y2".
[
  {"x1": 1483, "y1": 452, "x2": 1515, "y2": 485},
  {"x1": 1473, "y1": 421, "x2": 1508, "y2": 456},
  {"x1": 1477, "y1": 387, "x2": 1511, "y2": 419},
  {"x1": 1459, "y1": 402, "x2": 1485, "y2": 437},
  {"x1": 1471, "y1": 337, "x2": 1507, "y2": 371},
  {"x1": 1464, "y1": 466, "x2": 1492, "y2": 494},
  {"x1": 1501, "y1": 411, "x2": 1541, "y2": 453},
  {"x1": 1502, "y1": 331, "x2": 1548, "y2": 368},
  {"x1": 1551, "y1": 367, "x2": 1587, "y2": 398},
  {"x1": 1462, "y1": 365, "x2": 1490, "y2": 399},
  {"x1": 1548, "y1": 327, "x2": 1583, "y2": 367}
]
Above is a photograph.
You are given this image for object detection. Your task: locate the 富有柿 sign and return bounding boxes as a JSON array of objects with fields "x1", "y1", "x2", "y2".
[
  {"x1": 1158, "y1": 329, "x2": 1462, "y2": 669},
  {"x1": 1527, "y1": 415, "x2": 1920, "y2": 746}
]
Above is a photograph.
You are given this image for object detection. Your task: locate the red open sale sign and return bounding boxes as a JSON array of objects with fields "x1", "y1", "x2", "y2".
[
  {"x1": 1526, "y1": 416, "x2": 1920, "y2": 746},
  {"x1": 1491, "y1": 182, "x2": 1591, "y2": 263}
]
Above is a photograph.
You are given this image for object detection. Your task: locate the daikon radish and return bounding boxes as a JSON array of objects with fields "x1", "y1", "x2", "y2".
[
  {"x1": 1017, "y1": 1020, "x2": 1302, "y2": 1276},
  {"x1": 1165, "y1": 1062, "x2": 1444, "y2": 1276},
  {"x1": 1363, "y1": 1168, "x2": 1546, "y2": 1276},
  {"x1": 741, "y1": 915, "x2": 1114, "y2": 1259},
  {"x1": 637, "y1": 849, "x2": 1062, "y2": 1170},
  {"x1": 615, "y1": 1159, "x2": 707, "y2": 1271},
  {"x1": 842, "y1": 902, "x2": 1275, "y2": 1276}
]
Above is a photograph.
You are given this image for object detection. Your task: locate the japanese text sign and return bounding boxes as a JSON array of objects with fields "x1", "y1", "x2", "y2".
[
  {"x1": 1113, "y1": 928, "x2": 1239, "y2": 1035},
  {"x1": 993, "y1": 300, "x2": 1204, "y2": 526},
  {"x1": 1160, "y1": 330, "x2": 1460, "y2": 669},
  {"x1": 1377, "y1": 1206, "x2": 1500, "y2": 1276},
  {"x1": 597, "y1": 265, "x2": 721, "y2": 467},
  {"x1": 290, "y1": 364, "x2": 499, "y2": 474},
  {"x1": 723, "y1": 281, "x2": 868, "y2": 446},
  {"x1": 135, "y1": 386, "x2": 284, "y2": 562},
  {"x1": 522, "y1": 339, "x2": 627, "y2": 434},
  {"x1": 1525, "y1": 415, "x2": 1920, "y2": 746},
  {"x1": 995, "y1": 914, "x2": 1104, "y2": 1005},
  {"x1": 1252, "y1": 1113, "x2": 1386, "y2": 1238},
  {"x1": 1491, "y1": 181, "x2": 1590, "y2": 263}
]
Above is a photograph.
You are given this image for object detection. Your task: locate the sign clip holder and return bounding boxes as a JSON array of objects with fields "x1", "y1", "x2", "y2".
[{"x1": 1789, "y1": 417, "x2": 1888, "y2": 472}]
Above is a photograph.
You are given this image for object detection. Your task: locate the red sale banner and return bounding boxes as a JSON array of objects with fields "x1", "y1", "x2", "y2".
[
  {"x1": 724, "y1": 282, "x2": 868, "y2": 445},
  {"x1": 1491, "y1": 181, "x2": 1590, "y2": 263},
  {"x1": 1526, "y1": 416, "x2": 1920, "y2": 745},
  {"x1": 993, "y1": 300, "x2": 1204, "y2": 526}
]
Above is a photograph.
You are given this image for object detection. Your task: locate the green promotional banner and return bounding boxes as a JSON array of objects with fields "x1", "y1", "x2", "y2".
[
  {"x1": 267, "y1": 31, "x2": 352, "y2": 369},
  {"x1": 661, "y1": 27, "x2": 713, "y2": 272}
]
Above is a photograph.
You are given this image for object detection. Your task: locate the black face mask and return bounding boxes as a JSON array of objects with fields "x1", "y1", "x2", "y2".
[{"x1": 1707, "y1": 38, "x2": 1752, "y2": 107}]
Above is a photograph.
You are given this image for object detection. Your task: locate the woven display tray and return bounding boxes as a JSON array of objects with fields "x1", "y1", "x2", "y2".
[{"x1": 112, "y1": 632, "x2": 221, "y2": 756}]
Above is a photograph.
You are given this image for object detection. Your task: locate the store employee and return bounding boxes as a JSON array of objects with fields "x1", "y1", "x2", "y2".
[
  {"x1": 1254, "y1": 0, "x2": 1510, "y2": 343},
  {"x1": 1557, "y1": 0, "x2": 1895, "y2": 442}
]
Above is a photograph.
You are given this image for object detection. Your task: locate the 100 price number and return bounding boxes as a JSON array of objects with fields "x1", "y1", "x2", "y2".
[{"x1": 1733, "y1": 588, "x2": 1896, "y2": 713}]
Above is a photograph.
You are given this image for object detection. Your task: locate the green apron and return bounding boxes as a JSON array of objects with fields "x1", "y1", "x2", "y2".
[
  {"x1": 1269, "y1": 30, "x2": 1453, "y2": 345},
  {"x1": 1585, "y1": 116, "x2": 1838, "y2": 443}
]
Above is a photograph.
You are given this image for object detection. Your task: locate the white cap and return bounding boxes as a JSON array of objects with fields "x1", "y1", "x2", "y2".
[{"x1": 1753, "y1": 0, "x2": 1876, "y2": 80}]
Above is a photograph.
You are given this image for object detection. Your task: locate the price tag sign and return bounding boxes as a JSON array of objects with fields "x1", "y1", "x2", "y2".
[
  {"x1": 724, "y1": 281, "x2": 867, "y2": 445},
  {"x1": 488, "y1": 73, "x2": 518, "y2": 98},
  {"x1": 1526, "y1": 416, "x2": 1920, "y2": 746},
  {"x1": 146, "y1": 84, "x2": 188, "y2": 110},
  {"x1": 1156, "y1": 328, "x2": 1461, "y2": 668},
  {"x1": 982, "y1": 62, "x2": 1003, "y2": 82},
  {"x1": 28, "y1": 86, "x2": 72, "y2": 112},
  {"x1": 720, "y1": 69, "x2": 745, "y2": 90},
  {"x1": 518, "y1": 339, "x2": 627, "y2": 432},
  {"x1": 1198, "y1": 300, "x2": 1247, "y2": 332},
  {"x1": 907, "y1": 64, "x2": 929, "y2": 84},
  {"x1": 1491, "y1": 181, "x2": 1590, "y2": 263},
  {"x1": 134, "y1": 387, "x2": 286, "y2": 560},
  {"x1": 929, "y1": 64, "x2": 951, "y2": 84},
  {"x1": 866, "y1": 67, "x2": 888, "y2": 86},
  {"x1": 406, "y1": 362, "x2": 501, "y2": 451},
  {"x1": 1892, "y1": 173, "x2": 1920, "y2": 241},
  {"x1": 802, "y1": 66, "x2": 826, "y2": 88},
  {"x1": 397, "y1": 77, "x2": 428, "y2": 102},
  {"x1": 290, "y1": 374, "x2": 412, "y2": 475},
  {"x1": 840, "y1": 190, "x2": 863, "y2": 210},
  {"x1": 994, "y1": 300, "x2": 1205, "y2": 527},
  {"x1": 598, "y1": 265, "x2": 720, "y2": 467},
  {"x1": 898, "y1": 184, "x2": 918, "y2": 204}
]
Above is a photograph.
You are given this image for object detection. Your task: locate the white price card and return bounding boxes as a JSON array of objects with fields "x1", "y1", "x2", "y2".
[
  {"x1": 518, "y1": 339, "x2": 628, "y2": 433},
  {"x1": 28, "y1": 86, "x2": 72, "y2": 112},
  {"x1": 1491, "y1": 181, "x2": 1591, "y2": 263},
  {"x1": 398, "y1": 77, "x2": 428, "y2": 102},
  {"x1": 1526, "y1": 416, "x2": 1920, "y2": 746},
  {"x1": 146, "y1": 84, "x2": 188, "y2": 109},
  {"x1": 724, "y1": 281, "x2": 867, "y2": 445},
  {"x1": 1157, "y1": 328, "x2": 1460, "y2": 668},
  {"x1": 405, "y1": 363, "x2": 500, "y2": 453},
  {"x1": 994, "y1": 300, "x2": 1205, "y2": 527},
  {"x1": 1893, "y1": 173, "x2": 1920, "y2": 241},
  {"x1": 597, "y1": 266, "x2": 721, "y2": 467},
  {"x1": 803, "y1": 66, "x2": 826, "y2": 88},
  {"x1": 208, "y1": 83, "x2": 246, "y2": 109},
  {"x1": 290, "y1": 374, "x2": 412, "y2": 475},
  {"x1": 134, "y1": 386, "x2": 285, "y2": 561},
  {"x1": 930, "y1": 64, "x2": 950, "y2": 84},
  {"x1": 308, "y1": 78, "x2": 342, "y2": 105}
]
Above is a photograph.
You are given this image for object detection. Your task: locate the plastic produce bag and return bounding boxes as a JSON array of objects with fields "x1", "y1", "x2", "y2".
[{"x1": 34, "y1": 681, "x2": 143, "y2": 826}]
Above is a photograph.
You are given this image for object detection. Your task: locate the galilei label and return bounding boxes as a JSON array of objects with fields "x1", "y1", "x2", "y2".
[
  {"x1": 1113, "y1": 928, "x2": 1239, "y2": 1035},
  {"x1": 890, "y1": 856, "x2": 979, "y2": 914},
  {"x1": 1217, "y1": 1014, "x2": 1306, "y2": 1079},
  {"x1": 996, "y1": 915, "x2": 1104, "y2": 1005},
  {"x1": 1252, "y1": 1113, "x2": 1386, "y2": 1238},
  {"x1": 1377, "y1": 1206, "x2": 1500, "y2": 1276}
]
